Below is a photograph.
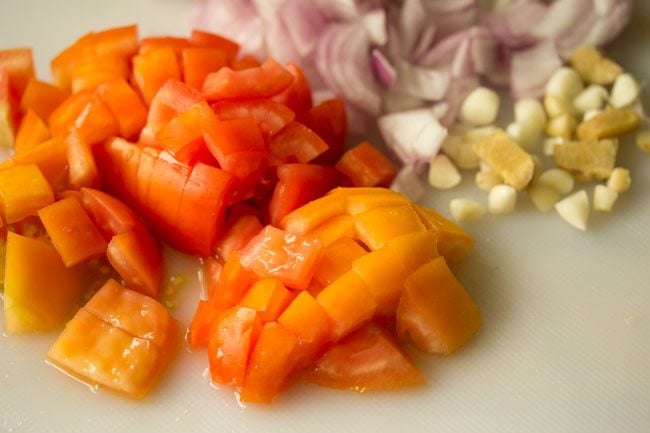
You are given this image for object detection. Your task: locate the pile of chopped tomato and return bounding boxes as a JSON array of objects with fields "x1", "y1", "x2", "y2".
[{"x1": 0, "y1": 24, "x2": 481, "y2": 402}]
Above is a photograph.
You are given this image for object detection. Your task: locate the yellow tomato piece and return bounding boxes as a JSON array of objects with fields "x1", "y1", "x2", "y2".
[
  {"x1": 0, "y1": 164, "x2": 54, "y2": 224},
  {"x1": 3, "y1": 232, "x2": 83, "y2": 333},
  {"x1": 413, "y1": 205, "x2": 474, "y2": 267},
  {"x1": 239, "y1": 278, "x2": 294, "y2": 323},
  {"x1": 312, "y1": 237, "x2": 367, "y2": 287},
  {"x1": 354, "y1": 203, "x2": 426, "y2": 250},
  {"x1": 305, "y1": 214, "x2": 356, "y2": 247}
]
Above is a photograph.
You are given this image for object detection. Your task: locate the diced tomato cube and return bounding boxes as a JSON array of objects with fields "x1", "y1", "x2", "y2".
[
  {"x1": 139, "y1": 36, "x2": 190, "y2": 56},
  {"x1": 188, "y1": 300, "x2": 223, "y2": 349},
  {"x1": 313, "y1": 237, "x2": 367, "y2": 287},
  {"x1": 155, "y1": 101, "x2": 215, "y2": 163},
  {"x1": 66, "y1": 131, "x2": 99, "y2": 189},
  {"x1": 239, "y1": 225, "x2": 324, "y2": 291},
  {"x1": 0, "y1": 164, "x2": 54, "y2": 224},
  {"x1": 215, "y1": 213, "x2": 263, "y2": 262},
  {"x1": 0, "y1": 137, "x2": 68, "y2": 187},
  {"x1": 132, "y1": 46, "x2": 181, "y2": 106},
  {"x1": 210, "y1": 251, "x2": 256, "y2": 309},
  {"x1": 299, "y1": 98, "x2": 347, "y2": 164},
  {"x1": 13, "y1": 109, "x2": 50, "y2": 154},
  {"x1": 335, "y1": 141, "x2": 397, "y2": 187},
  {"x1": 189, "y1": 30, "x2": 239, "y2": 62},
  {"x1": 79, "y1": 187, "x2": 141, "y2": 239},
  {"x1": 96, "y1": 79, "x2": 148, "y2": 140},
  {"x1": 268, "y1": 121, "x2": 329, "y2": 165},
  {"x1": 239, "y1": 278, "x2": 294, "y2": 323},
  {"x1": 182, "y1": 47, "x2": 230, "y2": 90},
  {"x1": 20, "y1": 79, "x2": 69, "y2": 120},
  {"x1": 272, "y1": 63, "x2": 312, "y2": 114}
]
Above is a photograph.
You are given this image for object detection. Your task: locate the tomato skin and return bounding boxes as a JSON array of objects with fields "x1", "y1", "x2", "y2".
[
  {"x1": 268, "y1": 163, "x2": 339, "y2": 227},
  {"x1": 189, "y1": 30, "x2": 239, "y2": 62},
  {"x1": 202, "y1": 58, "x2": 293, "y2": 101},
  {"x1": 79, "y1": 187, "x2": 141, "y2": 240},
  {"x1": 307, "y1": 324, "x2": 424, "y2": 392}
]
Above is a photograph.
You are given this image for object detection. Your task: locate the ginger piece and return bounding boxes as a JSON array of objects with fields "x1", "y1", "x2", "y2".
[
  {"x1": 472, "y1": 130, "x2": 535, "y2": 191},
  {"x1": 553, "y1": 138, "x2": 618, "y2": 181},
  {"x1": 570, "y1": 45, "x2": 623, "y2": 85},
  {"x1": 577, "y1": 108, "x2": 640, "y2": 140}
]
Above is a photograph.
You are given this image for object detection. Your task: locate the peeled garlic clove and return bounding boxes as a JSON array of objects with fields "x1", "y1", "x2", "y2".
[{"x1": 555, "y1": 190, "x2": 590, "y2": 230}]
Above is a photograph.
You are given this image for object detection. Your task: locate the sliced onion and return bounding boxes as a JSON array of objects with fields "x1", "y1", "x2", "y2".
[
  {"x1": 371, "y1": 49, "x2": 397, "y2": 88},
  {"x1": 362, "y1": 9, "x2": 388, "y2": 46},
  {"x1": 279, "y1": 0, "x2": 328, "y2": 57},
  {"x1": 378, "y1": 108, "x2": 447, "y2": 165},
  {"x1": 393, "y1": 61, "x2": 450, "y2": 101},
  {"x1": 510, "y1": 41, "x2": 562, "y2": 99},
  {"x1": 390, "y1": 165, "x2": 426, "y2": 201}
]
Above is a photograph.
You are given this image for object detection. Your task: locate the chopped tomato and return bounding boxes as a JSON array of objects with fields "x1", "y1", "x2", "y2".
[
  {"x1": 215, "y1": 213, "x2": 263, "y2": 262},
  {"x1": 272, "y1": 63, "x2": 312, "y2": 114},
  {"x1": 312, "y1": 237, "x2": 367, "y2": 287},
  {"x1": 0, "y1": 136, "x2": 68, "y2": 187},
  {"x1": 70, "y1": 54, "x2": 130, "y2": 93},
  {"x1": 268, "y1": 121, "x2": 329, "y2": 164},
  {"x1": 210, "y1": 251, "x2": 256, "y2": 309},
  {"x1": 240, "y1": 322, "x2": 298, "y2": 403},
  {"x1": 155, "y1": 101, "x2": 215, "y2": 163},
  {"x1": 132, "y1": 46, "x2": 181, "y2": 106},
  {"x1": 414, "y1": 205, "x2": 475, "y2": 267},
  {"x1": 0, "y1": 47, "x2": 35, "y2": 100},
  {"x1": 0, "y1": 68, "x2": 18, "y2": 147},
  {"x1": 79, "y1": 187, "x2": 141, "y2": 239},
  {"x1": 182, "y1": 47, "x2": 230, "y2": 90},
  {"x1": 13, "y1": 109, "x2": 50, "y2": 154},
  {"x1": 66, "y1": 131, "x2": 99, "y2": 189},
  {"x1": 307, "y1": 324, "x2": 424, "y2": 392},
  {"x1": 239, "y1": 278, "x2": 294, "y2": 323},
  {"x1": 202, "y1": 58, "x2": 293, "y2": 101},
  {"x1": 38, "y1": 196, "x2": 108, "y2": 267},
  {"x1": 107, "y1": 226, "x2": 163, "y2": 298},
  {"x1": 354, "y1": 203, "x2": 426, "y2": 251},
  {"x1": 48, "y1": 90, "x2": 119, "y2": 144},
  {"x1": 201, "y1": 255, "x2": 223, "y2": 301},
  {"x1": 47, "y1": 279, "x2": 177, "y2": 399},
  {"x1": 239, "y1": 225, "x2": 324, "y2": 290},
  {"x1": 188, "y1": 300, "x2": 222, "y2": 349},
  {"x1": 95, "y1": 79, "x2": 148, "y2": 140},
  {"x1": 230, "y1": 54, "x2": 261, "y2": 71},
  {"x1": 268, "y1": 163, "x2": 339, "y2": 227},
  {"x1": 4, "y1": 232, "x2": 83, "y2": 333},
  {"x1": 139, "y1": 36, "x2": 190, "y2": 55},
  {"x1": 211, "y1": 98, "x2": 295, "y2": 137},
  {"x1": 0, "y1": 164, "x2": 54, "y2": 224},
  {"x1": 299, "y1": 98, "x2": 347, "y2": 164},
  {"x1": 397, "y1": 257, "x2": 482, "y2": 355},
  {"x1": 20, "y1": 79, "x2": 69, "y2": 120},
  {"x1": 335, "y1": 141, "x2": 397, "y2": 187},
  {"x1": 207, "y1": 306, "x2": 262, "y2": 387},
  {"x1": 189, "y1": 30, "x2": 239, "y2": 62}
]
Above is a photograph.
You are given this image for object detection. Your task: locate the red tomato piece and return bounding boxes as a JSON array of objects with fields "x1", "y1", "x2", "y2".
[
  {"x1": 38, "y1": 196, "x2": 108, "y2": 267},
  {"x1": 211, "y1": 99, "x2": 295, "y2": 138},
  {"x1": 268, "y1": 163, "x2": 339, "y2": 227},
  {"x1": 132, "y1": 46, "x2": 181, "y2": 106},
  {"x1": 107, "y1": 226, "x2": 163, "y2": 298},
  {"x1": 240, "y1": 322, "x2": 298, "y2": 403},
  {"x1": 182, "y1": 47, "x2": 230, "y2": 90},
  {"x1": 203, "y1": 116, "x2": 267, "y2": 180},
  {"x1": 49, "y1": 90, "x2": 119, "y2": 144},
  {"x1": 307, "y1": 324, "x2": 424, "y2": 391},
  {"x1": 202, "y1": 58, "x2": 293, "y2": 101},
  {"x1": 268, "y1": 121, "x2": 329, "y2": 165},
  {"x1": 0, "y1": 47, "x2": 35, "y2": 100},
  {"x1": 139, "y1": 79, "x2": 202, "y2": 146},
  {"x1": 238, "y1": 225, "x2": 324, "y2": 291},
  {"x1": 335, "y1": 141, "x2": 397, "y2": 187},
  {"x1": 0, "y1": 68, "x2": 18, "y2": 147},
  {"x1": 155, "y1": 101, "x2": 215, "y2": 163},
  {"x1": 207, "y1": 307, "x2": 262, "y2": 387},
  {"x1": 215, "y1": 213, "x2": 263, "y2": 262},
  {"x1": 272, "y1": 63, "x2": 312, "y2": 115},
  {"x1": 299, "y1": 98, "x2": 347, "y2": 164},
  {"x1": 176, "y1": 162, "x2": 234, "y2": 256},
  {"x1": 79, "y1": 187, "x2": 141, "y2": 239},
  {"x1": 66, "y1": 131, "x2": 99, "y2": 189},
  {"x1": 189, "y1": 30, "x2": 239, "y2": 63},
  {"x1": 230, "y1": 55, "x2": 261, "y2": 71},
  {"x1": 135, "y1": 147, "x2": 161, "y2": 215}
]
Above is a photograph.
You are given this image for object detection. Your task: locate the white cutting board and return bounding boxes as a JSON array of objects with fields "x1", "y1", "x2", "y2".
[{"x1": 1, "y1": 1, "x2": 649, "y2": 432}]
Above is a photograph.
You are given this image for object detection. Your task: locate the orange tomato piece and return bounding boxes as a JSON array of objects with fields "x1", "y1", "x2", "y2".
[
  {"x1": 0, "y1": 136, "x2": 68, "y2": 187},
  {"x1": 307, "y1": 324, "x2": 424, "y2": 392},
  {"x1": 201, "y1": 256, "x2": 223, "y2": 300},
  {"x1": 279, "y1": 190, "x2": 346, "y2": 235},
  {"x1": 139, "y1": 36, "x2": 191, "y2": 56},
  {"x1": 238, "y1": 225, "x2": 324, "y2": 291},
  {"x1": 70, "y1": 54, "x2": 130, "y2": 93},
  {"x1": 155, "y1": 101, "x2": 214, "y2": 163},
  {"x1": 312, "y1": 237, "x2": 367, "y2": 287},
  {"x1": 0, "y1": 164, "x2": 54, "y2": 224},
  {"x1": 210, "y1": 251, "x2": 256, "y2": 309},
  {"x1": 202, "y1": 58, "x2": 293, "y2": 101},
  {"x1": 207, "y1": 306, "x2": 262, "y2": 386},
  {"x1": 182, "y1": 47, "x2": 230, "y2": 90},
  {"x1": 215, "y1": 213, "x2": 263, "y2": 262},
  {"x1": 397, "y1": 257, "x2": 482, "y2": 355},
  {"x1": 188, "y1": 300, "x2": 223, "y2": 349},
  {"x1": 132, "y1": 46, "x2": 181, "y2": 106},
  {"x1": 47, "y1": 278, "x2": 176, "y2": 399},
  {"x1": 3, "y1": 232, "x2": 83, "y2": 333},
  {"x1": 48, "y1": 90, "x2": 118, "y2": 144},
  {"x1": 230, "y1": 54, "x2": 261, "y2": 71},
  {"x1": 240, "y1": 322, "x2": 298, "y2": 403},
  {"x1": 239, "y1": 278, "x2": 294, "y2": 323},
  {"x1": 189, "y1": 30, "x2": 239, "y2": 62},
  {"x1": 20, "y1": 79, "x2": 69, "y2": 120},
  {"x1": 351, "y1": 244, "x2": 410, "y2": 316},
  {"x1": 335, "y1": 141, "x2": 397, "y2": 187},
  {"x1": 66, "y1": 131, "x2": 99, "y2": 189},
  {"x1": 13, "y1": 109, "x2": 50, "y2": 154},
  {"x1": 0, "y1": 47, "x2": 35, "y2": 99},
  {"x1": 385, "y1": 230, "x2": 440, "y2": 274},
  {"x1": 268, "y1": 121, "x2": 329, "y2": 164},
  {"x1": 414, "y1": 205, "x2": 475, "y2": 267},
  {"x1": 343, "y1": 188, "x2": 409, "y2": 215},
  {"x1": 96, "y1": 79, "x2": 148, "y2": 140},
  {"x1": 107, "y1": 227, "x2": 163, "y2": 298},
  {"x1": 38, "y1": 196, "x2": 108, "y2": 267},
  {"x1": 0, "y1": 68, "x2": 18, "y2": 147},
  {"x1": 354, "y1": 204, "x2": 426, "y2": 250},
  {"x1": 305, "y1": 214, "x2": 357, "y2": 247},
  {"x1": 316, "y1": 270, "x2": 376, "y2": 341}
]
